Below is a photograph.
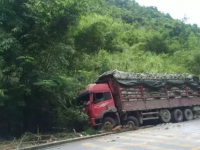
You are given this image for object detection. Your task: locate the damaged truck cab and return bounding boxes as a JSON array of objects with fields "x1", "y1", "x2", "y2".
[
  {"x1": 78, "y1": 83, "x2": 120, "y2": 127},
  {"x1": 78, "y1": 70, "x2": 200, "y2": 128}
]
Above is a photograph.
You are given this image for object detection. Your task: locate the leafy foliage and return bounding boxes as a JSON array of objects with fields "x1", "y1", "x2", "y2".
[{"x1": 1, "y1": 0, "x2": 200, "y2": 136}]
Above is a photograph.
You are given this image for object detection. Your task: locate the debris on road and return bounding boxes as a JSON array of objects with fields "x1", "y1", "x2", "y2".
[{"x1": 112, "y1": 126, "x2": 122, "y2": 131}]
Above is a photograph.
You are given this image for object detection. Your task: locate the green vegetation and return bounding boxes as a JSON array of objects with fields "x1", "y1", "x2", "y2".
[{"x1": 1, "y1": 0, "x2": 200, "y2": 137}]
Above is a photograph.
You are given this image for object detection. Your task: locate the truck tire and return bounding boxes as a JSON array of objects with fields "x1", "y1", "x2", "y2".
[
  {"x1": 126, "y1": 116, "x2": 139, "y2": 127},
  {"x1": 103, "y1": 117, "x2": 116, "y2": 127},
  {"x1": 183, "y1": 109, "x2": 193, "y2": 121},
  {"x1": 160, "y1": 109, "x2": 171, "y2": 123},
  {"x1": 172, "y1": 109, "x2": 183, "y2": 122}
]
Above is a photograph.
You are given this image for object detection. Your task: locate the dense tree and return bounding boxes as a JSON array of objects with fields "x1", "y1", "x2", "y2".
[
  {"x1": 0, "y1": 0, "x2": 200, "y2": 137},
  {"x1": 188, "y1": 32, "x2": 198, "y2": 49}
]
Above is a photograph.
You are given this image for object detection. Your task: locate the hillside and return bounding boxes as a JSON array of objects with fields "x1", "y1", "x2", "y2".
[{"x1": 0, "y1": 0, "x2": 200, "y2": 136}]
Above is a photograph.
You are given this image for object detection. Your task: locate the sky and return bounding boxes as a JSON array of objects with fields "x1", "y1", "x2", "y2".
[{"x1": 135, "y1": 0, "x2": 199, "y2": 26}]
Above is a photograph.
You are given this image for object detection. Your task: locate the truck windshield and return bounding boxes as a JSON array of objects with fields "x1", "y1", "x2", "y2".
[
  {"x1": 93, "y1": 92, "x2": 111, "y2": 104},
  {"x1": 77, "y1": 92, "x2": 90, "y2": 107}
]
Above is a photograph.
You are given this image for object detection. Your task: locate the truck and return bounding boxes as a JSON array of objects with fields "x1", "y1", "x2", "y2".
[{"x1": 77, "y1": 70, "x2": 200, "y2": 128}]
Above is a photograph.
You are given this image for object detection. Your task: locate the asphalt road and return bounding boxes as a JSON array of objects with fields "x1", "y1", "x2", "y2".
[{"x1": 44, "y1": 119, "x2": 200, "y2": 150}]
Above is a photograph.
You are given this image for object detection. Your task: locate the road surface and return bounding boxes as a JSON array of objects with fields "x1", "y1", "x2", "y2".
[{"x1": 44, "y1": 119, "x2": 200, "y2": 150}]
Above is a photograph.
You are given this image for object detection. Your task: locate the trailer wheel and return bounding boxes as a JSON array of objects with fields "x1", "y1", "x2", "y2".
[
  {"x1": 172, "y1": 109, "x2": 183, "y2": 122},
  {"x1": 103, "y1": 117, "x2": 116, "y2": 128},
  {"x1": 126, "y1": 116, "x2": 139, "y2": 127},
  {"x1": 160, "y1": 109, "x2": 171, "y2": 123},
  {"x1": 183, "y1": 109, "x2": 193, "y2": 121}
]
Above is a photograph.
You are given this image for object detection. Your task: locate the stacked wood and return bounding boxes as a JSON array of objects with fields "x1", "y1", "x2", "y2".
[
  {"x1": 187, "y1": 87, "x2": 200, "y2": 95},
  {"x1": 120, "y1": 84, "x2": 200, "y2": 101},
  {"x1": 143, "y1": 87, "x2": 166, "y2": 98},
  {"x1": 167, "y1": 85, "x2": 187, "y2": 98},
  {"x1": 120, "y1": 86, "x2": 142, "y2": 101}
]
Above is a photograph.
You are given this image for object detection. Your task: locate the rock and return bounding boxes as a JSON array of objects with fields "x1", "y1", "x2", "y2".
[{"x1": 75, "y1": 133, "x2": 83, "y2": 137}]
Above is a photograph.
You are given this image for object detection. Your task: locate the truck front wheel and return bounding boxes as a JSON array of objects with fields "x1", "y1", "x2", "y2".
[
  {"x1": 126, "y1": 116, "x2": 139, "y2": 127},
  {"x1": 103, "y1": 117, "x2": 116, "y2": 128}
]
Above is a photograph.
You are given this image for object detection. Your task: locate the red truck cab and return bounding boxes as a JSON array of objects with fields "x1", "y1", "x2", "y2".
[{"x1": 77, "y1": 83, "x2": 120, "y2": 127}]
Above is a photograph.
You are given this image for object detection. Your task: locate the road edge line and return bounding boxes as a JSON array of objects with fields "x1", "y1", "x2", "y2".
[
  {"x1": 19, "y1": 132, "x2": 112, "y2": 150},
  {"x1": 19, "y1": 125, "x2": 153, "y2": 150}
]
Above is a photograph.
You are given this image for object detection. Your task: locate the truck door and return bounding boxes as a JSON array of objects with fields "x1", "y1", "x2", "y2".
[{"x1": 92, "y1": 92, "x2": 114, "y2": 118}]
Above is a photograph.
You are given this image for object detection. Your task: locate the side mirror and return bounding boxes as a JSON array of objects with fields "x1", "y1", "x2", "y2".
[{"x1": 83, "y1": 101, "x2": 90, "y2": 107}]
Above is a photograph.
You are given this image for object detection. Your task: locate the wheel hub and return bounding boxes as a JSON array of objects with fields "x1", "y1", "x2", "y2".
[
  {"x1": 104, "y1": 121, "x2": 112, "y2": 126},
  {"x1": 127, "y1": 121, "x2": 135, "y2": 125},
  {"x1": 163, "y1": 112, "x2": 169, "y2": 119},
  {"x1": 187, "y1": 111, "x2": 191, "y2": 117}
]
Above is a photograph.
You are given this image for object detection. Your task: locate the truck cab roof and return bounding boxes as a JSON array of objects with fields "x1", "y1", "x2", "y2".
[{"x1": 81, "y1": 83, "x2": 110, "y2": 93}]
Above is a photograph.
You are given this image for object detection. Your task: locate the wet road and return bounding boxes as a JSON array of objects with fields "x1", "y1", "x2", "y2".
[{"x1": 44, "y1": 119, "x2": 200, "y2": 150}]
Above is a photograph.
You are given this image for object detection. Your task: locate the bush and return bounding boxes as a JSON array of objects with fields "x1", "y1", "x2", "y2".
[
  {"x1": 83, "y1": 127, "x2": 98, "y2": 135},
  {"x1": 57, "y1": 108, "x2": 88, "y2": 132}
]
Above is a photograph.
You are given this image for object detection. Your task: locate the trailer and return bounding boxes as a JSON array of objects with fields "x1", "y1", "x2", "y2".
[{"x1": 77, "y1": 70, "x2": 200, "y2": 127}]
